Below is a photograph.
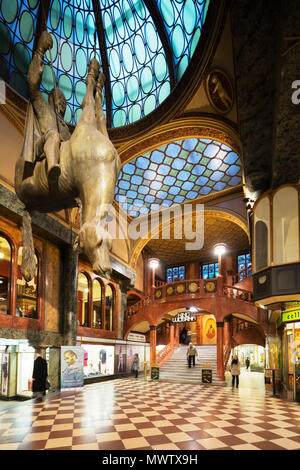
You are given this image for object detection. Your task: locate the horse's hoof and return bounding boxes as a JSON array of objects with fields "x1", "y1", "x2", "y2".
[
  {"x1": 48, "y1": 165, "x2": 61, "y2": 182},
  {"x1": 48, "y1": 165, "x2": 61, "y2": 191}
]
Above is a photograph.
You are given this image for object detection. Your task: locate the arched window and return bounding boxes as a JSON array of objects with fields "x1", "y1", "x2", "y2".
[
  {"x1": 254, "y1": 197, "x2": 270, "y2": 271},
  {"x1": 92, "y1": 279, "x2": 102, "y2": 329},
  {"x1": 273, "y1": 187, "x2": 299, "y2": 264},
  {"x1": 0, "y1": 235, "x2": 12, "y2": 315},
  {"x1": 16, "y1": 247, "x2": 38, "y2": 318},
  {"x1": 105, "y1": 284, "x2": 114, "y2": 331},
  {"x1": 77, "y1": 273, "x2": 90, "y2": 327}
]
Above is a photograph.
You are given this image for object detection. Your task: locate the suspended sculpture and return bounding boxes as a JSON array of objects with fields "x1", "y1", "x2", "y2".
[{"x1": 15, "y1": 31, "x2": 121, "y2": 280}]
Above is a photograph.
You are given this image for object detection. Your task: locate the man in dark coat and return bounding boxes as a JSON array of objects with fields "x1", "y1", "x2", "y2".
[{"x1": 32, "y1": 353, "x2": 48, "y2": 400}]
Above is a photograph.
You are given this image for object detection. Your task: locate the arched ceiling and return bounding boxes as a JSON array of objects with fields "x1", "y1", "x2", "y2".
[
  {"x1": 0, "y1": 0, "x2": 211, "y2": 128},
  {"x1": 115, "y1": 136, "x2": 242, "y2": 217},
  {"x1": 146, "y1": 212, "x2": 249, "y2": 265}
]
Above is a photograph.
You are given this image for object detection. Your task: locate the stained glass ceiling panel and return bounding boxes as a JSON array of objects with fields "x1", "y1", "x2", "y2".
[
  {"x1": 115, "y1": 138, "x2": 242, "y2": 217},
  {"x1": 0, "y1": 0, "x2": 211, "y2": 128}
]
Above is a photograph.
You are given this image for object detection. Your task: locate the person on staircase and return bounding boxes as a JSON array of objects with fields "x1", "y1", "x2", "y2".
[{"x1": 187, "y1": 343, "x2": 198, "y2": 368}]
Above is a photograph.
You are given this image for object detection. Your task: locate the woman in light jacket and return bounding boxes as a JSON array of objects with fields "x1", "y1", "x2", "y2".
[{"x1": 230, "y1": 355, "x2": 240, "y2": 388}]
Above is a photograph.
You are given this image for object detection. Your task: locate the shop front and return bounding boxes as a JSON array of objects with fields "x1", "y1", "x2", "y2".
[
  {"x1": 233, "y1": 344, "x2": 265, "y2": 371},
  {"x1": 0, "y1": 339, "x2": 36, "y2": 399},
  {"x1": 280, "y1": 304, "x2": 300, "y2": 401},
  {"x1": 77, "y1": 336, "x2": 150, "y2": 382}
]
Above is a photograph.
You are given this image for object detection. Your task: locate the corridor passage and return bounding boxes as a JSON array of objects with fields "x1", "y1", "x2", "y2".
[{"x1": 0, "y1": 375, "x2": 299, "y2": 451}]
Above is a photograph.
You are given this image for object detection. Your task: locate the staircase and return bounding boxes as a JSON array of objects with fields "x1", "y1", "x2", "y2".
[{"x1": 159, "y1": 345, "x2": 224, "y2": 385}]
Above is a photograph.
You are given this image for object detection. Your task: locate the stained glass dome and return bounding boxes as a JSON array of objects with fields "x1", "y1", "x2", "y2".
[
  {"x1": 115, "y1": 137, "x2": 243, "y2": 217},
  {"x1": 0, "y1": 0, "x2": 211, "y2": 128}
]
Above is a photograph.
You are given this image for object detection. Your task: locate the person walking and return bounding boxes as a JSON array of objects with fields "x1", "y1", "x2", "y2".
[
  {"x1": 230, "y1": 355, "x2": 240, "y2": 388},
  {"x1": 32, "y1": 353, "x2": 48, "y2": 401},
  {"x1": 245, "y1": 357, "x2": 250, "y2": 370},
  {"x1": 186, "y1": 343, "x2": 198, "y2": 368},
  {"x1": 132, "y1": 353, "x2": 139, "y2": 378}
]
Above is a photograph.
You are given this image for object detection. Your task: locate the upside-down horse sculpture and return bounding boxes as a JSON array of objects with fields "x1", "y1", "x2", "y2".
[{"x1": 15, "y1": 31, "x2": 121, "y2": 281}]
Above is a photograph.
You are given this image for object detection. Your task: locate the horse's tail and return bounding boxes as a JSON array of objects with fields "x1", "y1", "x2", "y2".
[{"x1": 21, "y1": 209, "x2": 36, "y2": 282}]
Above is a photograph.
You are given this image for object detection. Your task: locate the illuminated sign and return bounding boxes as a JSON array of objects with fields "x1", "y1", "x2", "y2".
[
  {"x1": 172, "y1": 312, "x2": 197, "y2": 323},
  {"x1": 282, "y1": 309, "x2": 300, "y2": 323}
]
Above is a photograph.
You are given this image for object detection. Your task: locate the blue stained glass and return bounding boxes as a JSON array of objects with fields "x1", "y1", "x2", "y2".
[
  {"x1": 182, "y1": 138, "x2": 198, "y2": 151},
  {"x1": 186, "y1": 191, "x2": 198, "y2": 199},
  {"x1": 210, "y1": 171, "x2": 223, "y2": 182},
  {"x1": 136, "y1": 157, "x2": 149, "y2": 169},
  {"x1": 151, "y1": 151, "x2": 165, "y2": 164},
  {"x1": 169, "y1": 186, "x2": 180, "y2": 195},
  {"x1": 192, "y1": 165, "x2": 205, "y2": 176},
  {"x1": 213, "y1": 182, "x2": 226, "y2": 191},
  {"x1": 131, "y1": 175, "x2": 143, "y2": 185},
  {"x1": 229, "y1": 176, "x2": 242, "y2": 186},
  {"x1": 226, "y1": 165, "x2": 240, "y2": 176},
  {"x1": 158, "y1": 164, "x2": 170, "y2": 175},
  {"x1": 204, "y1": 144, "x2": 219, "y2": 158},
  {"x1": 138, "y1": 185, "x2": 149, "y2": 194},
  {"x1": 158, "y1": 0, "x2": 210, "y2": 79},
  {"x1": 178, "y1": 170, "x2": 190, "y2": 180},
  {"x1": 123, "y1": 163, "x2": 135, "y2": 175},
  {"x1": 174, "y1": 195, "x2": 185, "y2": 204},
  {"x1": 166, "y1": 143, "x2": 181, "y2": 157},
  {"x1": 115, "y1": 137, "x2": 242, "y2": 217},
  {"x1": 182, "y1": 181, "x2": 193, "y2": 190},
  {"x1": 196, "y1": 176, "x2": 208, "y2": 186},
  {"x1": 127, "y1": 190, "x2": 137, "y2": 199},
  {"x1": 172, "y1": 158, "x2": 185, "y2": 170},
  {"x1": 157, "y1": 191, "x2": 167, "y2": 199},
  {"x1": 144, "y1": 170, "x2": 156, "y2": 180},
  {"x1": 187, "y1": 151, "x2": 201, "y2": 164},
  {"x1": 164, "y1": 176, "x2": 176, "y2": 186},
  {"x1": 119, "y1": 180, "x2": 130, "y2": 190},
  {"x1": 145, "y1": 195, "x2": 155, "y2": 203},
  {"x1": 200, "y1": 187, "x2": 211, "y2": 195},
  {"x1": 208, "y1": 159, "x2": 222, "y2": 171},
  {"x1": 151, "y1": 181, "x2": 162, "y2": 190}
]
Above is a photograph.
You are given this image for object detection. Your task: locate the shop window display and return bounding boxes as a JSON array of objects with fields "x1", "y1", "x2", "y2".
[
  {"x1": 92, "y1": 279, "x2": 102, "y2": 328},
  {"x1": 83, "y1": 344, "x2": 114, "y2": 377},
  {"x1": 16, "y1": 342, "x2": 35, "y2": 397},
  {"x1": 16, "y1": 247, "x2": 38, "y2": 318},
  {"x1": 0, "y1": 235, "x2": 11, "y2": 315},
  {"x1": 77, "y1": 273, "x2": 90, "y2": 327},
  {"x1": 105, "y1": 284, "x2": 114, "y2": 331}
]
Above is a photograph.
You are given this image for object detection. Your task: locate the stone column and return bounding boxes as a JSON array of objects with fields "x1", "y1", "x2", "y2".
[
  {"x1": 170, "y1": 323, "x2": 174, "y2": 350},
  {"x1": 119, "y1": 280, "x2": 131, "y2": 340},
  {"x1": 216, "y1": 321, "x2": 225, "y2": 381},
  {"x1": 224, "y1": 317, "x2": 232, "y2": 347},
  {"x1": 48, "y1": 347, "x2": 60, "y2": 392},
  {"x1": 150, "y1": 325, "x2": 157, "y2": 364},
  {"x1": 62, "y1": 245, "x2": 78, "y2": 346},
  {"x1": 174, "y1": 323, "x2": 179, "y2": 348}
]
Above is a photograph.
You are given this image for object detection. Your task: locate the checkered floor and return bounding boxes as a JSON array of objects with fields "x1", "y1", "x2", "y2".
[{"x1": 0, "y1": 374, "x2": 300, "y2": 450}]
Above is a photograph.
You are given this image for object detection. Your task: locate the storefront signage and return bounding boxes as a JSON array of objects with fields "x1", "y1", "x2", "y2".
[
  {"x1": 127, "y1": 333, "x2": 146, "y2": 343},
  {"x1": 172, "y1": 312, "x2": 197, "y2": 323},
  {"x1": 282, "y1": 309, "x2": 300, "y2": 323}
]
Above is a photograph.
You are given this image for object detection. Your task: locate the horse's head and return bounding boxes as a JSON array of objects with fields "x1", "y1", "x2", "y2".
[{"x1": 75, "y1": 221, "x2": 112, "y2": 279}]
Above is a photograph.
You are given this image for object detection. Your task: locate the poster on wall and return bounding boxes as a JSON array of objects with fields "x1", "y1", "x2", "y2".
[
  {"x1": 115, "y1": 344, "x2": 127, "y2": 374},
  {"x1": 1, "y1": 354, "x2": 9, "y2": 396},
  {"x1": 61, "y1": 346, "x2": 84, "y2": 389}
]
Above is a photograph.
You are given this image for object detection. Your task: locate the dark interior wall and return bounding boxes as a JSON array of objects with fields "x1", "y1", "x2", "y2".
[{"x1": 230, "y1": 0, "x2": 279, "y2": 200}]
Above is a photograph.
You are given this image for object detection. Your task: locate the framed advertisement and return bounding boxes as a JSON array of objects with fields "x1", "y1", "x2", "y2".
[{"x1": 61, "y1": 346, "x2": 84, "y2": 389}]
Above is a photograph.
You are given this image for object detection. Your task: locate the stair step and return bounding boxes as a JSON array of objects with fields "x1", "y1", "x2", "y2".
[{"x1": 158, "y1": 345, "x2": 222, "y2": 384}]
